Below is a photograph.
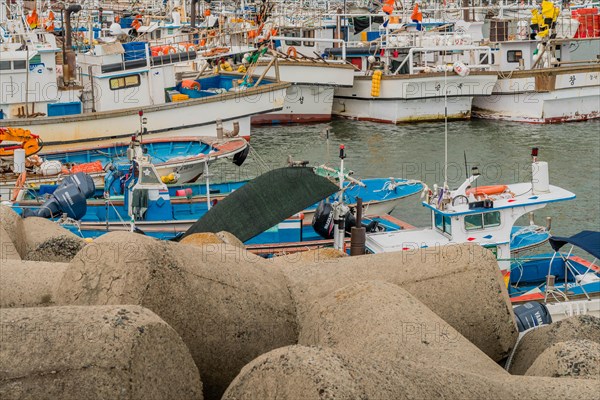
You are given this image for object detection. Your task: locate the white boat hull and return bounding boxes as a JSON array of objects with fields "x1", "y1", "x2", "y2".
[
  {"x1": 472, "y1": 67, "x2": 600, "y2": 123},
  {"x1": 250, "y1": 61, "x2": 354, "y2": 124},
  {"x1": 333, "y1": 73, "x2": 498, "y2": 123},
  {"x1": 252, "y1": 85, "x2": 335, "y2": 124},
  {"x1": 1, "y1": 84, "x2": 288, "y2": 150}
]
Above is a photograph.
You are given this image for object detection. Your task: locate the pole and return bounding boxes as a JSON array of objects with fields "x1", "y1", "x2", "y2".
[
  {"x1": 350, "y1": 197, "x2": 366, "y2": 256},
  {"x1": 205, "y1": 160, "x2": 211, "y2": 210}
]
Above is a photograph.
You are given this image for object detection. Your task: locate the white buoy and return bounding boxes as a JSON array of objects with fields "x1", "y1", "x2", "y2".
[
  {"x1": 40, "y1": 160, "x2": 63, "y2": 176},
  {"x1": 13, "y1": 149, "x2": 25, "y2": 174},
  {"x1": 532, "y1": 161, "x2": 550, "y2": 194}
]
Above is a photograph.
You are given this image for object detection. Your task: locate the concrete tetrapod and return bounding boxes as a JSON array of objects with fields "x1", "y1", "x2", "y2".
[
  {"x1": 55, "y1": 231, "x2": 297, "y2": 400},
  {"x1": 0, "y1": 226, "x2": 20, "y2": 261},
  {"x1": 0, "y1": 305, "x2": 202, "y2": 399},
  {"x1": 276, "y1": 243, "x2": 518, "y2": 361},
  {"x1": 0, "y1": 205, "x2": 85, "y2": 262},
  {"x1": 224, "y1": 281, "x2": 600, "y2": 400},
  {"x1": 525, "y1": 339, "x2": 600, "y2": 379},
  {"x1": 508, "y1": 315, "x2": 600, "y2": 375},
  {"x1": 0, "y1": 260, "x2": 68, "y2": 308},
  {"x1": 222, "y1": 345, "x2": 367, "y2": 400}
]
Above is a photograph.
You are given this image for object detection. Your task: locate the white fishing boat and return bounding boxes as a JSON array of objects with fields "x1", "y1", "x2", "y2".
[
  {"x1": 330, "y1": 36, "x2": 498, "y2": 123},
  {"x1": 0, "y1": 28, "x2": 288, "y2": 150},
  {"x1": 472, "y1": 38, "x2": 600, "y2": 123},
  {"x1": 251, "y1": 37, "x2": 355, "y2": 124},
  {"x1": 365, "y1": 149, "x2": 575, "y2": 268}
]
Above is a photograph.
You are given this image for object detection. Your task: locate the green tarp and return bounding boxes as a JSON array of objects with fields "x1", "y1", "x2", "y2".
[{"x1": 181, "y1": 167, "x2": 339, "y2": 242}]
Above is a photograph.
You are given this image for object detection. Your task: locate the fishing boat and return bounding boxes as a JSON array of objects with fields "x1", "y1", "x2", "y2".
[
  {"x1": 0, "y1": 27, "x2": 288, "y2": 150},
  {"x1": 510, "y1": 231, "x2": 600, "y2": 321},
  {"x1": 0, "y1": 134, "x2": 249, "y2": 201},
  {"x1": 10, "y1": 140, "x2": 424, "y2": 245},
  {"x1": 365, "y1": 148, "x2": 574, "y2": 261},
  {"x1": 363, "y1": 148, "x2": 600, "y2": 318}
]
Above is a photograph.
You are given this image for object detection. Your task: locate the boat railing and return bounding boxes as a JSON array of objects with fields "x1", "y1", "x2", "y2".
[
  {"x1": 393, "y1": 45, "x2": 493, "y2": 75},
  {"x1": 270, "y1": 36, "x2": 347, "y2": 60}
]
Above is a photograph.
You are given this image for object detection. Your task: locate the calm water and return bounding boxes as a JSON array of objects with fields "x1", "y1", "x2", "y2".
[{"x1": 243, "y1": 119, "x2": 600, "y2": 237}]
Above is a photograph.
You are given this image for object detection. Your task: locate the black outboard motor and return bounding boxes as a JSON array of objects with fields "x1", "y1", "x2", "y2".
[
  {"x1": 312, "y1": 200, "x2": 387, "y2": 239},
  {"x1": 513, "y1": 302, "x2": 552, "y2": 332},
  {"x1": 311, "y1": 200, "x2": 357, "y2": 239},
  {"x1": 23, "y1": 172, "x2": 95, "y2": 220}
]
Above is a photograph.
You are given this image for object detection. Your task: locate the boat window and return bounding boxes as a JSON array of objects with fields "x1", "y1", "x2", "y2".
[
  {"x1": 479, "y1": 52, "x2": 495, "y2": 65},
  {"x1": 284, "y1": 31, "x2": 301, "y2": 47},
  {"x1": 464, "y1": 214, "x2": 483, "y2": 230},
  {"x1": 109, "y1": 74, "x2": 141, "y2": 90},
  {"x1": 465, "y1": 211, "x2": 501, "y2": 231},
  {"x1": 484, "y1": 211, "x2": 501, "y2": 227},
  {"x1": 434, "y1": 212, "x2": 452, "y2": 235},
  {"x1": 29, "y1": 54, "x2": 41, "y2": 64},
  {"x1": 302, "y1": 30, "x2": 315, "y2": 47},
  {"x1": 13, "y1": 60, "x2": 26, "y2": 70},
  {"x1": 139, "y1": 166, "x2": 160, "y2": 184},
  {"x1": 507, "y1": 50, "x2": 522, "y2": 63},
  {"x1": 0, "y1": 61, "x2": 10, "y2": 70}
]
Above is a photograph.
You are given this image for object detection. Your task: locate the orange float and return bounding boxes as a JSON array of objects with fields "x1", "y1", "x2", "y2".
[
  {"x1": 181, "y1": 80, "x2": 201, "y2": 90},
  {"x1": 466, "y1": 185, "x2": 509, "y2": 198}
]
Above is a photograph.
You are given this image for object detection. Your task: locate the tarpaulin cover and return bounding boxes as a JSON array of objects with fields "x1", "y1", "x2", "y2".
[
  {"x1": 549, "y1": 231, "x2": 600, "y2": 259},
  {"x1": 181, "y1": 167, "x2": 339, "y2": 242}
]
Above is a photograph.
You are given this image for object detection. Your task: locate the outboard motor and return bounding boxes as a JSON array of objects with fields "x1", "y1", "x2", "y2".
[
  {"x1": 23, "y1": 172, "x2": 95, "y2": 220},
  {"x1": 312, "y1": 200, "x2": 386, "y2": 239},
  {"x1": 311, "y1": 200, "x2": 357, "y2": 239},
  {"x1": 513, "y1": 302, "x2": 552, "y2": 332}
]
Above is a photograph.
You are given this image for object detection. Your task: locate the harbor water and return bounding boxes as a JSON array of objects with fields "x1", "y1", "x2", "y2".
[{"x1": 240, "y1": 119, "x2": 600, "y2": 238}]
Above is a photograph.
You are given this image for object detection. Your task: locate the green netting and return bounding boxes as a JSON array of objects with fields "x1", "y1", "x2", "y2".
[{"x1": 182, "y1": 167, "x2": 339, "y2": 242}]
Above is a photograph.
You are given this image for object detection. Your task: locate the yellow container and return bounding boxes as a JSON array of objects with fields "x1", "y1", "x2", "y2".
[{"x1": 172, "y1": 93, "x2": 190, "y2": 102}]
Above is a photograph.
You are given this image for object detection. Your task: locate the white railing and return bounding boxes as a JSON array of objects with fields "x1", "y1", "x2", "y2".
[{"x1": 270, "y1": 35, "x2": 347, "y2": 60}]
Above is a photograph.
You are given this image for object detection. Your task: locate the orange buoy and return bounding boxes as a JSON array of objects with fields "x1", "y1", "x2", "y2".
[
  {"x1": 179, "y1": 42, "x2": 196, "y2": 52},
  {"x1": 286, "y1": 46, "x2": 298, "y2": 58},
  {"x1": 466, "y1": 185, "x2": 509, "y2": 198},
  {"x1": 181, "y1": 80, "x2": 201, "y2": 91},
  {"x1": 161, "y1": 45, "x2": 177, "y2": 55}
]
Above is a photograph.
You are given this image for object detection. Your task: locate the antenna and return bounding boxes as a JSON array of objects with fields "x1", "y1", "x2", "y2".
[
  {"x1": 464, "y1": 150, "x2": 468, "y2": 179},
  {"x1": 443, "y1": 50, "x2": 448, "y2": 189}
]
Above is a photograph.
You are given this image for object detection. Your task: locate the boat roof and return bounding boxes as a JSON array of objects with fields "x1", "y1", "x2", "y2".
[
  {"x1": 424, "y1": 182, "x2": 575, "y2": 216},
  {"x1": 550, "y1": 231, "x2": 600, "y2": 259}
]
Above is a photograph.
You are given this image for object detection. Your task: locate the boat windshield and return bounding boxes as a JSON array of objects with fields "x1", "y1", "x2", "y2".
[{"x1": 465, "y1": 211, "x2": 501, "y2": 231}]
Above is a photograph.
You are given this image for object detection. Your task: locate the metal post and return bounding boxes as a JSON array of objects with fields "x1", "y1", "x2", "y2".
[
  {"x1": 350, "y1": 197, "x2": 366, "y2": 256},
  {"x1": 205, "y1": 160, "x2": 211, "y2": 210}
]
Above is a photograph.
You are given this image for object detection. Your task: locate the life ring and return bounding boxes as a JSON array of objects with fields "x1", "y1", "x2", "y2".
[
  {"x1": 131, "y1": 19, "x2": 142, "y2": 30},
  {"x1": 287, "y1": 46, "x2": 298, "y2": 58},
  {"x1": 11, "y1": 171, "x2": 26, "y2": 202},
  {"x1": 466, "y1": 185, "x2": 508, "y2": 198},
  {"x1": 181, "y1": 80, "x2": 201, "y2": 90}
]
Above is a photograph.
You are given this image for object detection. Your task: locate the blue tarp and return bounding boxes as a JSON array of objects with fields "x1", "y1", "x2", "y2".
[{"x1": 549, "y1": 231, "x2": 600, "y2": 259}]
